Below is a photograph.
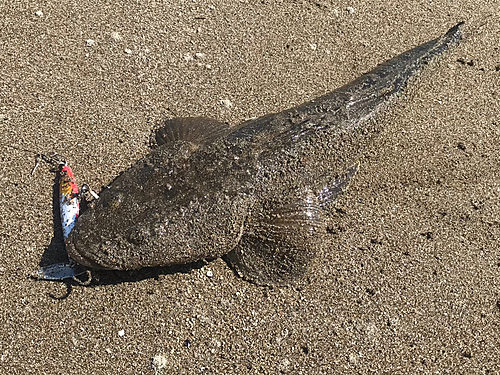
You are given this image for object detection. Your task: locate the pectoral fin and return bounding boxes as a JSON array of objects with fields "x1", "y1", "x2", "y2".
[{"x1": 225, "y1": 190, "x2": 325, "y2": 286}]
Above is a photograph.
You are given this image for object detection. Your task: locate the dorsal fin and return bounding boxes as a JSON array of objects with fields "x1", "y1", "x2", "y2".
[{"x1": 154, "y1": 117, "x2": 231, "y2": 147}]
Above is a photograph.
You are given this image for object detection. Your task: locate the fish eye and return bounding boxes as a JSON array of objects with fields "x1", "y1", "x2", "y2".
[
  {"x1": 128, "y1": 228, "x2": 149, "y2": 245},
  {"x1": 163, "y1": 185, "x2": 178, "y2": 202},
  {"x1": 101, "y1": 190, "x2": 124, "y2": 209}
]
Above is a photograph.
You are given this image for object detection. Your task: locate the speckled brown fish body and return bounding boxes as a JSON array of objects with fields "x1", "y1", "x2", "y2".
[{"x1": 66, "y1": 23, "x2": 463, "y2": 285}]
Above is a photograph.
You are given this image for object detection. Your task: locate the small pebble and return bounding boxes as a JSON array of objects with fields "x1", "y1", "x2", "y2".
[
  {"x1": 206, "y1": 270, "x2": 213, "y2": 278},
  {"x1": 309, "y1": 43, "x2": 317, "y2": 51},
  {"x1": 110, "y1": 31, "x2": 122, "y2": 42},
  {"x1": 278, "y1": 358, "x2": 291, "y2": 371},
  {"x1": 183, "y1": 53, "x2": 193, "y2": 62},
  {"x1": 348, "y1": 352, "x2": 358, "y2": 365},
  {"x1": 194, "y1": 52, "x2": 206, "y2": 60},
  {"x1": 151, "y1": 354, "x2": 168, "y2": 373},
  {"x1": 118, "y1": 329, "x2": 125, "y2": 337},
  {"x1": 124, "y1": 48, "x2": 132, "y2": 54},
  {"x1": 35, "y1": 10, "x2": 43, "y2": 17},
  {"x1": 346, "y1": 6, "x2": 355, "y2": 14},
  {"x1": 221, "y1": 99, "x2": 233, "y2": 109},
  {"x1": 86, "y1": 39, "x2": 95, "y2": 47}
]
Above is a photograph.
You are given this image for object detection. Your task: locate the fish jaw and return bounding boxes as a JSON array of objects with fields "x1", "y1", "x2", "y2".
[{"x1": 65, "y1": 230, "x2": 123, "y2": 271}]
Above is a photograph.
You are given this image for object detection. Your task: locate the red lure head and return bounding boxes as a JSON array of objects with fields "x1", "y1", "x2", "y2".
[{"x1": 60, "y1": 165, "x2": 79, "y2": 198}]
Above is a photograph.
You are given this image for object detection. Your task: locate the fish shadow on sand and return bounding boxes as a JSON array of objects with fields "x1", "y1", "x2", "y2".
[
  {"x1": 40, "y1": 262, "x2": 212, "y2": 300},
  {"x1": 86, "y1": 260, "x2": 210, "y2": 286}
]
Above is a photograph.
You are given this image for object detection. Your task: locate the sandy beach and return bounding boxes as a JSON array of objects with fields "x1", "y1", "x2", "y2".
[{"x1": 1, "y1": 0, "x2": 499, "y2": 373}]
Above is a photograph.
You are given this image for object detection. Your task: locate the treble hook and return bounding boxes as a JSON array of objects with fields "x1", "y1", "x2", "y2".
[{"x1": 30, "y1": 153, "x2": 67, "y2": 176}]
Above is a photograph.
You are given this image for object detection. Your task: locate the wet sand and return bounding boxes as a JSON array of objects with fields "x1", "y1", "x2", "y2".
[{"x1": 1, "y1": 1, "x2": 499, "y2": 373}]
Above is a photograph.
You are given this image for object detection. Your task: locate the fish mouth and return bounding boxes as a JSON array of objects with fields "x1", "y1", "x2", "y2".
[{"x1": 65, "y1": 240, "x2": 115, "y2": 270}]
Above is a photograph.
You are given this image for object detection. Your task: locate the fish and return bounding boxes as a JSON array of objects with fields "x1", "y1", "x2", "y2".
[{"x1": 40, "y1": 23, "x2": 463, "y2": 285}]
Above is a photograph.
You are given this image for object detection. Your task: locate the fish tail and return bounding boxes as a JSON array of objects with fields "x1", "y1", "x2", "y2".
[
  {"x1": 229, "y1": 23, "x2": 464, "y2": 144},
  {"x1": 331, "y1": 22, "x2": 463, "y2": 122}
]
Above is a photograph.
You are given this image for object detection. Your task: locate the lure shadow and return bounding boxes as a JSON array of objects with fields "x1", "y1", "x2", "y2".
[{"x1": 39, "y1": 172, "x2": 68, "y2": 267}]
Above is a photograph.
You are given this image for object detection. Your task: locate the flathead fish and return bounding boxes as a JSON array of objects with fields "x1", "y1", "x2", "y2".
[{"x1": 41, "y1": 23, "x2": 463, "y2": 285}]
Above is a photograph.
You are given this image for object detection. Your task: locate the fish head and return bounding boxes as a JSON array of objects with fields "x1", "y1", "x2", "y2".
[{"x1": 65, "y1": 144, "x2": 254, "y2": 270}]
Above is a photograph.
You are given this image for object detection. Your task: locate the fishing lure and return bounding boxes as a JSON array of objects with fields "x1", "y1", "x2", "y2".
[
  {"x1": 34, "y1": 154, "x2": 92, "y2": 281},
  {"x1": 59, "y1": 164, "x2": 79, "y2": 240}
]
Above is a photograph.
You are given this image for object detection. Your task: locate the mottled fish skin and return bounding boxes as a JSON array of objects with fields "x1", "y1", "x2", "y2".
[{"x1": 66, "y1": 23, "x2": 463, "y2": 285}]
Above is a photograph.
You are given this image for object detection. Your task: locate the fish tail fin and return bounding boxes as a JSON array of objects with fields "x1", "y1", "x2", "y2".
[{"x1": 332, "y1": 22, "x2": 463, "y2": 122}]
